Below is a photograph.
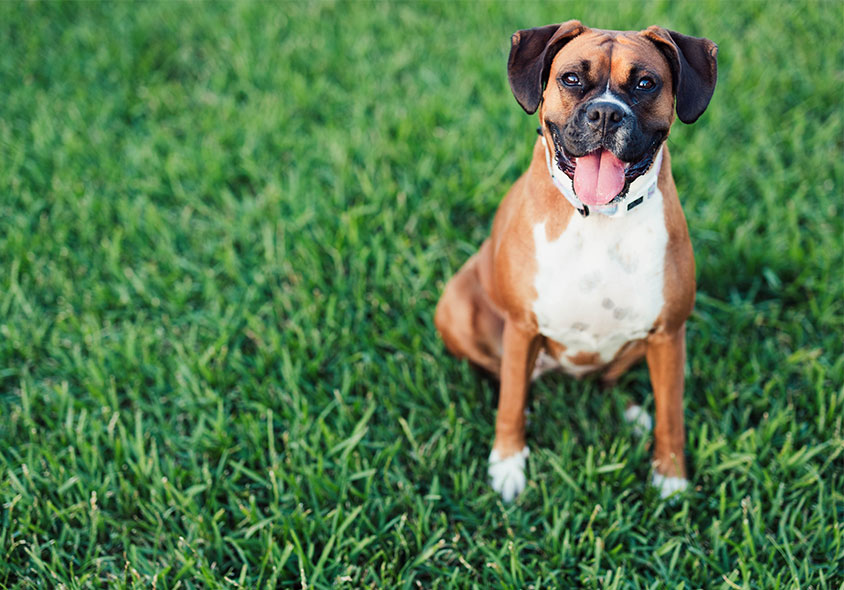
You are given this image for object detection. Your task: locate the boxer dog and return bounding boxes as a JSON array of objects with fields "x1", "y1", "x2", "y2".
[{"x1": 435, "y1": 21, "x2": 717, "y2": 501}]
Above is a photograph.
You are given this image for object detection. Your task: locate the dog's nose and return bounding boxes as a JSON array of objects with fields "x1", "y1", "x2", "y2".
[{"x1": 584, "y1": 101, "x2": 627, "y2": 131}]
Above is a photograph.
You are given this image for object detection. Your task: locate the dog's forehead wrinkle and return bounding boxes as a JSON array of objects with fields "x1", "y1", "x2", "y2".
[{"x1": 563, "y1": 36, "x2": 621, "y2": 89}]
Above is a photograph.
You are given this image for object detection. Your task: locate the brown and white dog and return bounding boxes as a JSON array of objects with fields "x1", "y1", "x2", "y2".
[{"x1": 435, "y1": 21, "x2": 717, "y2": 501}]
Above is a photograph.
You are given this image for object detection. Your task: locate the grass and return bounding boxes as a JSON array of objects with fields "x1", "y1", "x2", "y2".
[{"x1": 0, "y1": 0, "x2": 842, "y2": 588}]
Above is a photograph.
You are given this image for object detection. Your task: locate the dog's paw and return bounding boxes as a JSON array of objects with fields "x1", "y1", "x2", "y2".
[
  {"x1": 624, "y1": 404, "x2": 653, "y2": 436},
  {"x1": 488, "y1": 446, "x2": 530, "y2": 502},
  {"x1": 652, "y1": 472, "x2": 688, "y2": 499}
]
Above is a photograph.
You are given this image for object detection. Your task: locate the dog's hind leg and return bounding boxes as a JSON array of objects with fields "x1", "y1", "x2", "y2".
[{"x1": 435, "y1": 244, "x2": 504, "y2": 377}]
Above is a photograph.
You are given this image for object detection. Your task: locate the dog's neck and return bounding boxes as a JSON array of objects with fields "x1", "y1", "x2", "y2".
[{"x1": 541, "y1": 136, "x2": 664, "y2": 219}]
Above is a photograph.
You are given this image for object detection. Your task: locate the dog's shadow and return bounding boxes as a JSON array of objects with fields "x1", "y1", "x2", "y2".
[{"x1": 472, "y1": 361, "x2": 652, "y2": 449}]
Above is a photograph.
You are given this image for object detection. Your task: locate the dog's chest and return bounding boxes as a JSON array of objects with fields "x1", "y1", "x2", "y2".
[{"x1": 531, "y1": 192, "x2": 668, "y2": 375}]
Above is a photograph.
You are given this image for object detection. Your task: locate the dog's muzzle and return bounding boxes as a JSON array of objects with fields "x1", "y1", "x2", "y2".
[{"x1": 541, "y1": 132, "x2": 663, "y2": 218}]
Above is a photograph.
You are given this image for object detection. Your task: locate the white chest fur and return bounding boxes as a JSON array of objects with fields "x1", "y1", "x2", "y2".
[{"x1": 531, "y1": 191, "x2": 668, "y2": 376}]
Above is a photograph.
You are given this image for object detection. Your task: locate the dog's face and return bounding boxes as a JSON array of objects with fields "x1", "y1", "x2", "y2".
[{"x1": 508, "y1": 22, "x2": 717, "y2": 208}]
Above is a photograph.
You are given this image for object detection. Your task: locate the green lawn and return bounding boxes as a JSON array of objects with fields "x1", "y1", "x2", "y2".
[{"x1": 1, "y1": 1, "x2": 842, "y2": 588}]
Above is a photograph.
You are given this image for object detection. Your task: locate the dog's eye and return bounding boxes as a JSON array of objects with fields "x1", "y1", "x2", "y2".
[
  {"x1": 636, "y1": 76, "x2": 656, "y2": 91},
  {"x1": 561, "y1": 72, "x2": 581, "y2": 87}
]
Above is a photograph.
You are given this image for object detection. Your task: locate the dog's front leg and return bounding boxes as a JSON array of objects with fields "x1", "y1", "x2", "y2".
[
  {"x1": 488, "y1": 320, "x2": 542, "y2": 501},
  {"x1": 647, "y1": 324, "x2": 689, "y2": 498}
]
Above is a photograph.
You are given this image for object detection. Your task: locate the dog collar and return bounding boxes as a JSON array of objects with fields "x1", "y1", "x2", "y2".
[{"x1": 541, "y1": 135, "x2": 663, "y2": 219}]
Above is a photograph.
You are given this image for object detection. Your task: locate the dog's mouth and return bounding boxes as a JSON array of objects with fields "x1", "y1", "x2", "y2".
[{"x1": 550, "y1": 132, "x2": 663, "y2": 207}]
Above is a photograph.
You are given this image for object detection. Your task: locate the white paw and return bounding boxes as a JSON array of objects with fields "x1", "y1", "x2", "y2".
[
  {"x1": 652, "y1": 472, "x2": 688, "y2": 499},
  {"x1": 531, "y1": 351, "x2": 559, "y2": 380},
  {"x1": 488, "y1": 446, "x2": 529, "y2": 502},
  {"x1": 624, "y1": 404, "x2": 653, "y2": 436}
]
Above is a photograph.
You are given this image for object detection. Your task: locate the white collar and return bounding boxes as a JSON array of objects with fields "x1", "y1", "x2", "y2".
[{"x1": 541, "y1": 136, "x2": 663, "y2": 219}]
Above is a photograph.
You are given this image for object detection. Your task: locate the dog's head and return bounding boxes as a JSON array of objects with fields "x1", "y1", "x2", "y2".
[{"x1": 508, "y1": 21, "x2": 717, "y2": 208}]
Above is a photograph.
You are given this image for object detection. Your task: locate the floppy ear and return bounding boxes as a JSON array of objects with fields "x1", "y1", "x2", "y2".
[
  {"x1": 507, "y1": 20, "x2": 586, "y2": 114},
  {"x1": 642, "y1": 26, "x2": 718, "y2": 124}
]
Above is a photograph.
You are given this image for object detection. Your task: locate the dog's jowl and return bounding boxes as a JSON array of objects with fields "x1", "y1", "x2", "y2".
[{"x1": 435, "y1": 21, "x2": 717, "y2": 501}]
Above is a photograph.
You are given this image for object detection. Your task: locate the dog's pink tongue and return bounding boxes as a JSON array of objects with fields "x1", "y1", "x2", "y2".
[{"x1": 573, "y1": 150, "x2": 626, "y2": 206}]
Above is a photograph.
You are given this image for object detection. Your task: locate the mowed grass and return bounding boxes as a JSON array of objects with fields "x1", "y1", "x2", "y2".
[{"x1": 0, "y1": 1, "x2": 842, "y2": 588}]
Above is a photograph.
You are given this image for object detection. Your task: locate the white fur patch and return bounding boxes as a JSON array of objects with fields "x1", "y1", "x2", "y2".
[
  {"x1": 488, "y1": 446, "x2": 529, "y2": 502},
  {"x1": 531, "y1": 190, "x2": 668, "y2": 376},
  {"x1": 531, "y1": 350, "x2": 560, "y2": 381},
  {"x1": 592, "y1": 91, "x2": 634, "y2": 116},
  {"x1": 624, "y1": 404, "x2": 653, "y2": 436},
  {"x1": 652, "y1": 472, "x2": 688, "y2": 499}
]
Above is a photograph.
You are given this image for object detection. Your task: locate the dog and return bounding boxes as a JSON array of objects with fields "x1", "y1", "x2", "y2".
[{"x1": 435, "y1": 21, "x2": 717, "y2": 501}]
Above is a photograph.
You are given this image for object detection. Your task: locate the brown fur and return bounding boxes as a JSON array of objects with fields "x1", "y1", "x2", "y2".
[{"x1": 435, "y1": 23, "x2": 716, "y2": 487}]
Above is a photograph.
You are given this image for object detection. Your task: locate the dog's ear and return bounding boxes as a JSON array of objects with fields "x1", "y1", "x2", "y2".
[
  {"x1": 642, "y1": 26, "x2": 718, "y2": 124},
  {"x1": 508, "y1": 20, "x2": 586, "y2": 114}
]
